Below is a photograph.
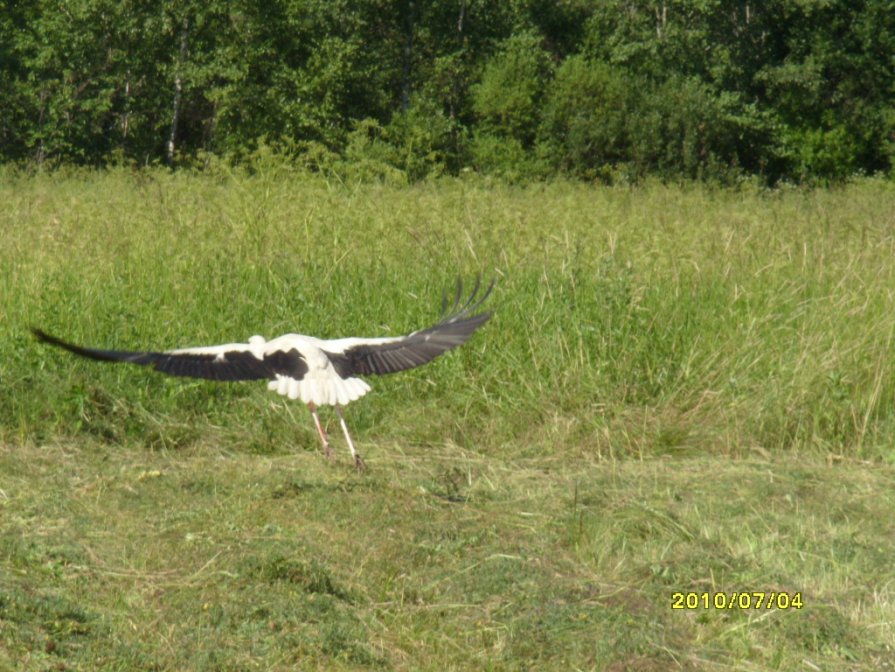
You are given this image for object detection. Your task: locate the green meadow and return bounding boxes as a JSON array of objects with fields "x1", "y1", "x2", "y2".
[{"x1": 2, "y1": 167, "x2": 895, "y2": 670}]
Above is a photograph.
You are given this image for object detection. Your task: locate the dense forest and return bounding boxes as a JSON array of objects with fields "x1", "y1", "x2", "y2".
[{"x1": 2, "y1": 1, "x2": 893, "y2": 183}]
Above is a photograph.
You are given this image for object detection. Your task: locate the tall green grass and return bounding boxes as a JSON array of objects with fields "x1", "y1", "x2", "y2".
[{"x1": 3, "y1": 168, "x2": 895, "y2": 461}]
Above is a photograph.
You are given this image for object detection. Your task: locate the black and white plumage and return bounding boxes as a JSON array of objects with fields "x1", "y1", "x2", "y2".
[{"x1": 32, "y1": 279, "x2": 493, "y2": 468}]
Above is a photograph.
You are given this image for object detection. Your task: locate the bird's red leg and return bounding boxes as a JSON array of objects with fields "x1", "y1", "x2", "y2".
[
  {"x1": 335, "y1": 404, "x2": 365, "y2": 471},
  {"x1": 307, "y1": 402, "x2": 334, "y2": 460}
]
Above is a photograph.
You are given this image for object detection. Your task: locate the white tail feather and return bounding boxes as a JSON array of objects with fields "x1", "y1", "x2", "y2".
[{"x1": 268, "y1": 374, "x2": 371, "y2": 406}]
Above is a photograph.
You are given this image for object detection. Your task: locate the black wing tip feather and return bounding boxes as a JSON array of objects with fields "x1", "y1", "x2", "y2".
[
  {"x1": 31, "y1": 327, "x2": 90, "y2": 355},
  {"x1": 333, "y1": 278, "x2": 493, "y2": 377},
  {"x1": 32, "y1": 326, "x2": 289, "y2": 381},
  {"x1": 31, "y1": 327, "x2": 54, "y2": 343},
  {"x1": 32, "y1": 326, "x2": 144, "y2": 364},
  {"x1": 438, "y1": 276, "x2": 495, "y2": 324}
]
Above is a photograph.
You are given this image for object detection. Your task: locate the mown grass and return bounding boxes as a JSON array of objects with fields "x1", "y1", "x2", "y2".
[{"x1": 1, "y1": 166, "x2": 895, "y2": 670}]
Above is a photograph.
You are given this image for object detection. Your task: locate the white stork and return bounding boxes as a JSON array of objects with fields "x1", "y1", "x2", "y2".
[{"x1": 33, "y1": 279, "x2": 493, "y2": 469}]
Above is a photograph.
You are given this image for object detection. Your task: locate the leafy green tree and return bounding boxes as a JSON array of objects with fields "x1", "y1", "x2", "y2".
[
  {"x1": 0, "y1": 3, "x2": 36, "y2": 161},
  {"x1": 0, "y1": 0, "x2": 892, "y2": 181},
  {"x1": 200, "y1": 1, "x2": 400, "y2": 156},
  {"x1": 13, "y1": 0, "x2": 135, "y2": 162},
  {"x1": 472, "y1": 31, "x2": 552, "y2": 146},
  {"x1": 582, "y1": 0, "x2": 895, "y2": 181},
  {"x1": 756, "y1": 0, "x2": 895, "y2": 179},
  {"x1": 537, "y1": 56, "x2": 631, "y2": 179},
  {"x1": 629, "y1": 76, "x2": 766, "y2": 180}
]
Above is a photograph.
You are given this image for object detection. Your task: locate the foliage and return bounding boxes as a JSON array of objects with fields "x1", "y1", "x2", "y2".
[
  {"x1": 471, "y1": 31, "x2": 553, "y2": 147},
  {"x1": 468, "y1": 131, "x2": 547, "y2": 182},
  {"x1": 628, "y1": 76, "x2": 763, "y2": 180},
  {"x1": 1, "y1": 1, "x2": 894, "y2": 181},
  {"x1": 537, "y1": 57, "x2": 631, "y2": 180}
]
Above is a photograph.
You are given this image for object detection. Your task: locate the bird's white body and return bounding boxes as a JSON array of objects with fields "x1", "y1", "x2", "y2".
[{"x1": 261, "y1": 335, "x2": 375, "y2": 406}]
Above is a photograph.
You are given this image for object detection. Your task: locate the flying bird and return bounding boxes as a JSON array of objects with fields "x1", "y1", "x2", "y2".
[{"x1": 33, "y1": 278, "x2": 493, "y2": 469}]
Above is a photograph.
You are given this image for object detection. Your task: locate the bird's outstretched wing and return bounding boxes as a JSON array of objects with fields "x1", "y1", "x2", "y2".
[
  {"x1": 323, "y1": 277, "x2": 494, "y2": 377},
  {"x1": 31, "y1": 329, "x2": 308, "y2": 382}
]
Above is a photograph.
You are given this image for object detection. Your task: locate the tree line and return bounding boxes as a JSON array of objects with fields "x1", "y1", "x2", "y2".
[{"x1": 2, "y1": 1, "x2": 893, "y2": 183}]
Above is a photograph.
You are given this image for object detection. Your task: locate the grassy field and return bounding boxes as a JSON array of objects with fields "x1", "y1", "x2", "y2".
[{"x1": 2, "y1": 166, "x2": 895, "y2": 670}]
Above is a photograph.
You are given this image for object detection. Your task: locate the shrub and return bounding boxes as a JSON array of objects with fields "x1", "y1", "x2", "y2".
[
  {"x1": 472, "y1": 32, "x2": 553, "y2": 148},
  {"x1": 537, "y1": 56, "x2": 631, "y2": 179}
]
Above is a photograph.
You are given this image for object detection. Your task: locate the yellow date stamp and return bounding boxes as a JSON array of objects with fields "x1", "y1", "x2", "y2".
[{"x1": 671, "y1": 591, "x2": 804, "y2": 610}]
